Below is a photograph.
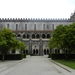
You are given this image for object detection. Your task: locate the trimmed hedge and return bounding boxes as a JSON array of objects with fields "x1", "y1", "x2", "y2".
[
  {"x1": 22, "y1": 54, "x2": 26, "y2": 58},
  {"x1": 48, "y1": 54, "x2": 75, "y2": 60},
  {"x1": 0, "y1": 54, "x2": 26, "y2": 60}
]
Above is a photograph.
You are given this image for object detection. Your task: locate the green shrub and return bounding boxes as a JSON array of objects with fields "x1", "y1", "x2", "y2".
[
  {"x1": 48, "y1": 54, "x2": 75, "y2": 60},
  {"x1": 48, "y1": 54, "x2": 52, "y2": 58},
  {"x1": 22, "y1": 54, "x2": 26, "y2": 58},
  {"x1": 30, "y1": 54, "x2": 34, "y2": 56},
  {"x1": 0, "y1": 54, "x2": 23, "y2": 60}
]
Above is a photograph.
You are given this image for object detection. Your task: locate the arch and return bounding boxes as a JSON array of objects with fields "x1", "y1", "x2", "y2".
[
  {"x1": 65, "y1": 49, "x2": 68, "y2": 53},
  {"x1": 36, "y1": 34, "x2": 40, "y2": 38},
  {"x1": 42, "y1": 34, "x2": 46, "y2": 38},
  {"x1": 27, "y1": 34, "x2": 29, "y2": 38},
  {"x1": 12, "y1": 50, "x2": 16, "y2": 53},
  {"x1": 33, "y1": 49, "x2": 35, "y2": 54},
  {"x1": 36, "y1": 49, "x2": 38, "y2": 54},
  {"x1": 23, "y1": 50, "x2": 25, "y2": 54},
  {"x1": 17, "y1": 34, "x2": 21, "y2": 37},
  {"x1": 26, "y1": 50, "x2": 28, "y2": 54},
  {"x1": 32, "y1": 34, "x2": 35, "y2": 38},
  {"x1": 47, "y1": 34, "x2": 50, "y2": 38},
  {"x1": 23, "y1": 34, "x2": 26, "y2": 38},
  {"x1": 47, "y1": 49, "x2": 49, "y2": 54},
  {"x1": 44, "y1": 49, "x2": 46, "y2": 55},
  {"x1": 55, "y1": 49, "x2": 58, "y2": 53}
]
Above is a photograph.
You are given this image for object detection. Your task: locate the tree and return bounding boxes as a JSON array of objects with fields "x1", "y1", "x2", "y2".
[
  {"x1": 48, "y1": 23, "x2": 75, "y2": 59},
  {"x1": 17, "y1": 41, "x2": 27, "y2": 54},
  {"x1": 0, "y1": 27, "x2": 26, "y2": 61},
  {"x1": 48, "y1": 25, "x2": 68, "y2": 49}
]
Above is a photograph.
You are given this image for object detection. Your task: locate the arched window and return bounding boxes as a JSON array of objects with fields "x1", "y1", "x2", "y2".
[
  {"x1": 47, "y1": 34, "x2": 50, "y2": 38},
  {"x1": 32, "y1": 34, "x2": 35, "y2": 38},
  {"x1": 36, "y1": 34, "x2": 40, "y2": 38},
  {"x1": 23, "y1": 34, "x2": 26, "y2": 38},
  {"x1": 17, "y1": 34, "x2": 21, "y2": 37},
  {"x1": 27, "y1": 34, "x2": 29, "y2": 38},
  {"x1": 42, "y1": 34, "x2": 46, "y2": 38}
]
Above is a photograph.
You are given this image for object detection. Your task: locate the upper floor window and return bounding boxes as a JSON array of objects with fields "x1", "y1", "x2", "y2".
[
  {"x1": 47, "y1": 25, "x2": 49, "y2": 29},
  {"x1": 7, "y1": 24, "x2": 9, "y2": 29},
  {"x1": 52, "y1": 24, "x2": 54, "y2": 30},
  {"x1": 16, "y1": 24, "x2": 18, "y2": 30},
  {"x1": 34, "y1": 24, "x2": 36, "y2": 30},
  {"x1": 25, "y1": 24, "x2": 27, "y2": 30},
  {"x1": 43, "y1": 24, "x2": 45, "y2": 30}
]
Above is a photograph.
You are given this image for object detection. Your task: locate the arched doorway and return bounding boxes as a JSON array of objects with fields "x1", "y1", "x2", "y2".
[
  {"x1": 26, "y1": 50, "x2": 28, "y2": 55},
  {"x1": 23, "y1": 50, "x2": 25, "y2": 54},
  {"x1": 36, "y1": 49, "x2": 38, "y2": 54},
  {"x1": 33, "y1": 49, "x2": 35, "y2": 54},
  {"x1": 44, "y1": 49, "x2": 46, "y2": 55},
  {"x1": 47, "y1": 49, "x2": 49, "y2": 54}
]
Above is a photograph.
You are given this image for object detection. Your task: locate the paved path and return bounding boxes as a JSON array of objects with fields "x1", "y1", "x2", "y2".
[{"x1": 0, "y1": 56, "x2": 75, "y2": 75}]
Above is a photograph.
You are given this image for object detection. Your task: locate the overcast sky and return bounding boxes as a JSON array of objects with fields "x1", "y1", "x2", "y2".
[{"x1": 0, "y1": 0, "x2": 75, "y2": 18}]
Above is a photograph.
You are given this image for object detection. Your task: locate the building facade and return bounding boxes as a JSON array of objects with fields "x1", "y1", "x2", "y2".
[{"x1": 0, "y1": 13, "x2": 75, "y2": 55}]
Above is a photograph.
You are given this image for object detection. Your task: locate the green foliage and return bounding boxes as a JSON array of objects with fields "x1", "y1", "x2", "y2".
[
  {"x1": 48, "y1": 54, "x2": 75, "y2": 60},
  {"x1": 18, "y1": 41, "x2": 27, "y2": 50},
  {"x1": 0, "y1": 27, "x2": 27, "y2": 61},
  {"x1": 0, "y1": 54, "x2": 23, "y2": 60},
  {"x1": 48, "y1": 23, "x2": 75, "y2": 55},
  {"x1": 55, "y1": 59, "x2": 75, "y2": 69},
  {"x1": 22, "y1": 54, "x2": 26, "y2": 58},
  {"x1": 0, "y1": 27, "x2": 16, "y2": 54}
]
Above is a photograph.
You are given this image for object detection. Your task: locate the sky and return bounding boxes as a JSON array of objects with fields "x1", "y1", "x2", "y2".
[{"x1": 0, "y1": 0, "x2": 75, "y2": 19}]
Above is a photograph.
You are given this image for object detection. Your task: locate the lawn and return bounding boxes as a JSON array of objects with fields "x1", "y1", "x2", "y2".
[{"x1": 55, "y1": 59, "x2": 75, "y2": 69}]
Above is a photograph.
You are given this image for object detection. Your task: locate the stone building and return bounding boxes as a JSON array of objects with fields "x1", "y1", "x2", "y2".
[{"x1": 0, "y1": 12, "x2": 75, "y2": 55}]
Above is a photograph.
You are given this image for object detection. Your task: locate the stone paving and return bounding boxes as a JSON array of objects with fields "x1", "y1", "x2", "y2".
[{"x1": 0, "y1": 56, "x2": 75, "y2": 75}]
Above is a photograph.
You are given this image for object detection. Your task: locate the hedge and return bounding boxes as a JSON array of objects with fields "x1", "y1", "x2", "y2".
[
  {"x1": 22, "y1": 54, "x2": 26, "y2": 58},
  {"x1": 48, "y1": 54, "x2": 75, "y2": 60},
  {"x1": 0, "y1": 54, "x2": 26, "y2": 60}
]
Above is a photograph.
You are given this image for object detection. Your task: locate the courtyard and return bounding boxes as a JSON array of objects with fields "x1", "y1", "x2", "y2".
[{"x1": 0, "y1": 56, "x2": 75, "y2": 75}]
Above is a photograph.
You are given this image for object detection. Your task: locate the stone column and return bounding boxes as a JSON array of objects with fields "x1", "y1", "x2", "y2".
[
  {"x1": 39, "y1": 33, "x2": 43, "y2": 56},
  {"x1": 29, "y1": 33, "x2": 32, "y2": 54}
]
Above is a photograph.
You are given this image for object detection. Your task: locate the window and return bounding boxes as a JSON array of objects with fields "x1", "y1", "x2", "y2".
[
  {"x1": 16, "y1": 24, "x2": 18, "y2": 30},
  {"x1": 47, "y1": 25, "x2": 49, "y2": 29},
  {"x1": 36, "y1": 34, "x2": 40, "y2": 38},
  {"x1": 23, "y1": 34, "x2": 26, "y2": 38},
  {"x1": 52, "y1": 24, "x2": 54, "y2": 30},
  {"x1": 32, "y1": 34, "x2": 35, "y2": 38},
  {"x1": 27, "y1": 34, "x2": 29, "y2": 38},
  {"x1": 42, "y1": 34, "x2": 46, "y2": 38},
  {"x1": 43, "y1": 24, "x2": 45, "y2": 30},
  {"x1": 7, "y1": 24, "x2": 9, "y2": 28},
  {"x1": 25, "y1": 24, "x2": 27, "y2": 30},
  {"x1": 47, "y1": 34, "x2": 50, "y2": 38},
  {"x1": 34, "y1": 24, "x2": 36, "y2": 30}
]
